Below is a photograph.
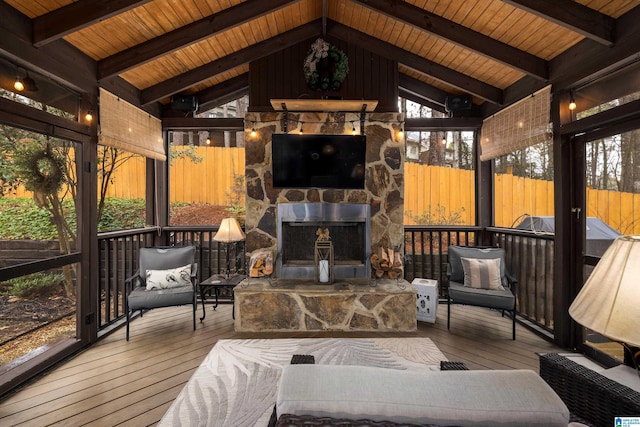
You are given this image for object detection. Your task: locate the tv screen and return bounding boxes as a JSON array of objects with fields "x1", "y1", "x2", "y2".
[{"x1": 271, "y1": 134, "x2": 366, "y2": 189}]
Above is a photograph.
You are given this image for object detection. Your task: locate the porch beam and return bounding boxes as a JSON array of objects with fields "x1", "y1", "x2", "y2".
[
  {"x1": 550, "y1": 6, "x2": 640, "y2": 90},
  {"x1": 355, "y1": 0, "x2": 548, "y2": 80},
  {"x1": 0, "y1": 1, "x2": 96, "y2": 93},
  {"x1": 399, "y1": 74, "x2": 449, "y2": 108},
  {"x1": 503, "y1": 0, "x2": 615, "y2": 47},
  {"x1": 161, "y1": 117, "x2": 244, "y2": 130},
  {"x1": 195, "y1": 74, "x2": 249, "y2": 114},
  {"x1": 327, "y1": 21, "x2": 503, "y2": 105},
  {"x1": 33, "y1": 0, "x2": 152, "y2": 47},
  {"x1": 140, "y1": 21, "x2": 321, "y2": 105},
  {"x1": 405, "y1": 117, "x2": 482, "y2": 131},
  {"x1": 399, "y1": 89, "x2": 444, "y2": 114},
  {"x1": 98, "y1": 0, "x2": 299, "y2": 80}
]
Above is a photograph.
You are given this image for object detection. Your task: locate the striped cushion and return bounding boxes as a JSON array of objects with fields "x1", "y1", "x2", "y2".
[{"x1": 460, "y1": 257, "x2": 504, "y2": 290}]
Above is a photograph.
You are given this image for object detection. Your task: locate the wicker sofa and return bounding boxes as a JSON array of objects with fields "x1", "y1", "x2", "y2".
[{"x1": 539, "y1": 353, "x2": 640, "y2": 426}]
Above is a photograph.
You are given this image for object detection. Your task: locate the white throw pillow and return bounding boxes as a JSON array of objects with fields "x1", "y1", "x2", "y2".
[
  {"x1": 145, "y1": 264, "x2": 192, "y2": 290},
  {"x1": 460, "y1": 257, "x2": 504, "y2": 290}
]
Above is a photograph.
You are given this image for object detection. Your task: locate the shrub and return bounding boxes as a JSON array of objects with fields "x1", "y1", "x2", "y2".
[
  {"x1": 98, "y1": 198, "x2": 146, "y2": 231},
  {"x1": 407, "y1": 205, "x2": 466, "y2": 225},
  {"x1": 1, "y1": 272, "x2": 65, "y2": 297}
]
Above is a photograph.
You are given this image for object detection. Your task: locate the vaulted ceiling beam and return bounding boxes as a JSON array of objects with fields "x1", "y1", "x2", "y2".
[
  {"x1": 503, "y1": 0, "x2": 615, "y2": 47},
  {"x1": 33, "y1": 0, "x2": 152, "y2": 47},
  {"x1": 196, "y1": 74, "x2": 250, "y2": 113},
  {"x1": 98, "y1": 0, "x2": 299, "y2": 80},
  {"x1": 355, "y1": 0, "x2": 548, "y2": 80},
  {"x1": 141, "y1": 21, "x2": 321, "y2": 105},
  {"x1": 550, "y1": 6, "x2": 640, "y2": 89},
  {"x1": 398, "y1": 74, "x2": 450, "y2": 108},
  {"x1": 399, "y1": 89, "x2": 444, "y2": 113},
  {"x1": 328, "y1": 21, "x2": 503, "y2": 104}
]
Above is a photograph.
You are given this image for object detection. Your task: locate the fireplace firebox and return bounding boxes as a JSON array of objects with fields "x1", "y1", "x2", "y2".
[{"x1": 276, "y1": 203, "x2": 370, "y2": 280}]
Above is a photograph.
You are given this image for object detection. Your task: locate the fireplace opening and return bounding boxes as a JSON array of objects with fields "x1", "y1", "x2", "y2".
[{"x1": 277, "y1": 203, "x2": 370, "y2": 279}]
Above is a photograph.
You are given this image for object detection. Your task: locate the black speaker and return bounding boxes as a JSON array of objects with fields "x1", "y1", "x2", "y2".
[
  {"x1": 445, "y1": 95, "x2": 472, "y2": 112},
  {"x1": 171, "y1": 95, "x2": 198, "y2": 112}
]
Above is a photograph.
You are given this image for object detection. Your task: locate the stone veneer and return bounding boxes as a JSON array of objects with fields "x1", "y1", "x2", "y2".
[
  {"x1": 234, "y1": 278, "x2": 416, "y2": 332},
  {"x1": 244, "y1": 110, "x2": 405, "y2": 268}
]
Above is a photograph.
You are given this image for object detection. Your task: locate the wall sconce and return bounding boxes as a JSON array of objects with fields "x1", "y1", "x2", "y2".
[
  {"x1": 299, "y1": 121, "x2": 304, "y2": 135},
  {"x1": 250, "y1": 127, "x2": 257, "y2": 138},
  {"x1": 84, "y1": 110, "x2": 94, "y2": 122},
  {"x1": 206, "y1": 137, "x2": 211, "y2": 145},
  {"x1": 351, "y1": 121, "x2": 357, "y2": 135},
  {"x1": 569, "y1": 97, "x2": 576, "y2": 111},
  {"x1": 14, "y1": 70, "x2": 37, "y2": 92},
  {"x1": 14, "y1": 76, "x2": 24, "y2": 92},
  {"x1": 397, "y1": 126, "x2": 404, "y2": 140}
]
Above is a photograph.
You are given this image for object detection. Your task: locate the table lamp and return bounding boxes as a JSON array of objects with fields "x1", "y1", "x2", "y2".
[
  {"x1": 213, "y1": 217, "x2": 245, "y2": 278},
  {"x1": 569, "y1": 235, "x2": 640, "y2": 373}
]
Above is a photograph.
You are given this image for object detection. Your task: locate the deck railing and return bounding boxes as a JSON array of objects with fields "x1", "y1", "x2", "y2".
[{"x1": 97, "y1": 225, "x2": 557, "y2": 335}]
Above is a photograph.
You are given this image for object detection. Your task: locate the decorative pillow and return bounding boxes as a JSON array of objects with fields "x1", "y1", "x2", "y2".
[
  {"x1": 460, "y1": 257, "x2": 504, "y2": 290},
  {"x1": 145, "y1": 264, "x2": 192, "y2": 290}
]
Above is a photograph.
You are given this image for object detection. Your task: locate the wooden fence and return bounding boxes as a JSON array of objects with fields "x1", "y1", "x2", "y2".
[{"x1": 9, "y1": 147, "x2": 640, "y2": 234}]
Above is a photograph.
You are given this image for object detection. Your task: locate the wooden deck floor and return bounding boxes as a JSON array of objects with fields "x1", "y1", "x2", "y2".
[{"x1": 0, "y1": 302, "x2": 565, "y2": 426}]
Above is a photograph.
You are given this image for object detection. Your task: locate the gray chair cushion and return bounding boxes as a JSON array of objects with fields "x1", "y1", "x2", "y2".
[
  {"x1": 448, "y1": 281, "x2": 515, "y2": 310},
  {"x1": 448, "y1": 245, "x2": 506, "y2": 285},
  {"x1": 128, "y1": 284, "x2": 194, "y2": 310},
  {"x1": 138, "y1": 246, "x2": 196, "y2": 285}
]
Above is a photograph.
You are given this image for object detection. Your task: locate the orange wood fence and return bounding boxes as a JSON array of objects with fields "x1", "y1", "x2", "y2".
[{"x1": 9, "y1": 147, "x2": 640, "y2": 234}]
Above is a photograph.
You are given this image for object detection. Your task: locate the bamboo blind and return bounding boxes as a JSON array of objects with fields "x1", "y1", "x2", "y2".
[
  {"x1": 98, "y1": 88, "x2": 165, "y2": 161},
  {"x1": 480, "y1": 86, "x2": 552, "y2": 161}
]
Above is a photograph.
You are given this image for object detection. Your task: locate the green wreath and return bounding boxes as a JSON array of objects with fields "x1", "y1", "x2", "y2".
[
  {"x1": 17, "y1": 144, "x2": 66, "y2": 194},
  {"x1": 303, "y1": 38, "x2": 349, "y2": 91}
]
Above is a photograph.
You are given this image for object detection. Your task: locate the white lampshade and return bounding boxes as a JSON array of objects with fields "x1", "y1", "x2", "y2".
[
  {"x1": 569, "y1": 235, "x2": 640, "y2": 347},
  {"x1": 213, "y1": 217, "x2": 245, "y2": 243}
]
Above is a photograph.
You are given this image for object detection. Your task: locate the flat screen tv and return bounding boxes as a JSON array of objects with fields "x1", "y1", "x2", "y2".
[{"x1": 271, "y1": 133, "x2": 366, "y2": 189}]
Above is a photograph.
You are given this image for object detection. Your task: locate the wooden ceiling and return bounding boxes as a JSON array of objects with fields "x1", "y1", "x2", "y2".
[{"x1": 3, "y1": 0, "x2": 640, "y2": 113}]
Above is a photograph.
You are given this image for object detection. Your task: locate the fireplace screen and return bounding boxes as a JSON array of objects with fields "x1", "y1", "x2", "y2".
[{"x1": 277, "y1": 203, "x2": 370, "y2": 279}]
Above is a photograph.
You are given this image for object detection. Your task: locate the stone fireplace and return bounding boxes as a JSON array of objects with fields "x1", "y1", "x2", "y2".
[
  {"x1": 235, "y1": 106, "x2": 415, "y2": 332},
  {"x1": 277, "y1": 202, "x2": 370, "y2": 279},
  {"x1": 243, "y1": 108, "x2": 406, "y2": 274}
]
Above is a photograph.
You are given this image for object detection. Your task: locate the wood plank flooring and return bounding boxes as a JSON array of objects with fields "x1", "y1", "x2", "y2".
[{"x1": 0, "y1": 302, "x2": 566, "y2": 426}]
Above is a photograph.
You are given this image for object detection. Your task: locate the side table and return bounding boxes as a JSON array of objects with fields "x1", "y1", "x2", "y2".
[{"x1": 199, "y1": 274, "x2": 246, "y2": 321}]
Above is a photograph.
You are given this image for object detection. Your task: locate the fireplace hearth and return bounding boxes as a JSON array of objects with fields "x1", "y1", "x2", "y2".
[{"x1": 277, "y1": 203, "x2": 370, "y2": 280}]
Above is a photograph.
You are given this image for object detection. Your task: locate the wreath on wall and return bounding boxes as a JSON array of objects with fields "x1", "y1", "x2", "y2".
[
  {"x1": 16, "y1": 143, "x2": 66, "y2": 194},
  {"x1": 303, "y1": 38, "x2": 349, "y2": 91}
]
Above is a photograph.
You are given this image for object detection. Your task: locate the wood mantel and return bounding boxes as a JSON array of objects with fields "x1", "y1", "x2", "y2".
[{"x1": 270, "y1": 99, "x2": 378, "y2": 112}]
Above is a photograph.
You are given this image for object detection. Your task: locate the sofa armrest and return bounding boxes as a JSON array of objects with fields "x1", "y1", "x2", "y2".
[{"x1": 539, "y1": 353, "x2": 640, "y2": 426}]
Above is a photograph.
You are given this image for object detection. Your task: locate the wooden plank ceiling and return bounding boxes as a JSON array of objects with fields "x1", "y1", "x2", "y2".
[{"x1": 4, "y1": 0, "x2": 639, "y2": 110}]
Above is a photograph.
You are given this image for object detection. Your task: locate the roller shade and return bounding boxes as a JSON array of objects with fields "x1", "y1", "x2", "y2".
[
  {"x1": 98, "y1": 88, "x2": 165, "y2": 161},
  {"x1": 480, "y1": 86, "x2": 551, "y2": 161}
]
